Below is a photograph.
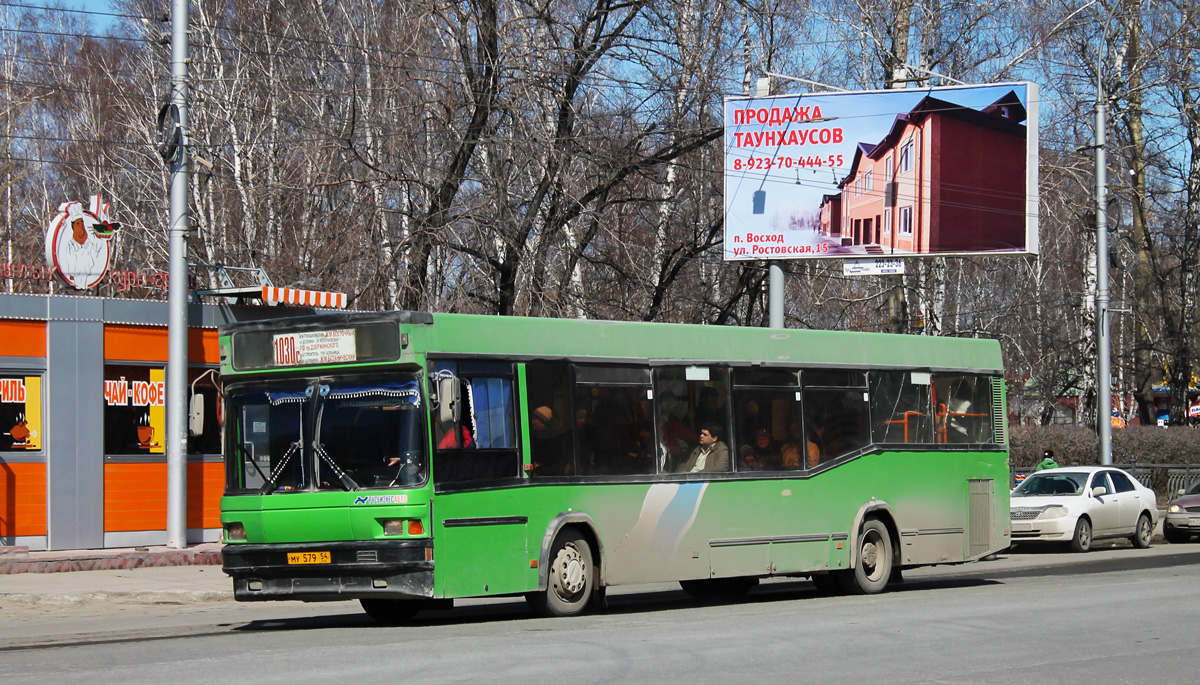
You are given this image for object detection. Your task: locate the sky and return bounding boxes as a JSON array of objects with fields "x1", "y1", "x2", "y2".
[{"x1": 68, "y1": 0, "x2": 119, "y2": 33}]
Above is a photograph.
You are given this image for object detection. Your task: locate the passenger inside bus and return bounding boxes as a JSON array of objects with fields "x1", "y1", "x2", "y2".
[
  {"x1": 678, "y1": 425, "x2": 730, "y2": 473},
  {"x1": 739, "y1": 429, "x2": 780, "y2": 471},
  {"x1": 529, "y1": 405, "x2": 574, "y2": 476},
  {"x1": 780, "y1": 421, "x2": 803, "y2": 470}
]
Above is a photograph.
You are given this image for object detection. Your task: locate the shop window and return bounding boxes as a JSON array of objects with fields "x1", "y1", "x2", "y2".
[
  {"x1": 0, "y1": 374, "x2": 42, "y2": 452},
  {"x1": 104, "y1": 364, "x2": 166, "y2": 455}
]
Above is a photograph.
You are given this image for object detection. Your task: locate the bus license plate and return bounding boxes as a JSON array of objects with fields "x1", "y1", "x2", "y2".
[{"x1": 287, "y1": 551, "x2": 331, "y2": 565}]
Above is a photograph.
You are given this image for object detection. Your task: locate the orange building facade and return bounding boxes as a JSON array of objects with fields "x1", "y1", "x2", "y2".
[{"x1": 0, "y1": 293, "x2": 271, "y2": 550}]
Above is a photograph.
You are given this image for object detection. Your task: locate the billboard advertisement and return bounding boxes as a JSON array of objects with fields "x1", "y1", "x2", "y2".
[{"x1": 723, "y1": 82, "x2": 1038, "y2": 261}]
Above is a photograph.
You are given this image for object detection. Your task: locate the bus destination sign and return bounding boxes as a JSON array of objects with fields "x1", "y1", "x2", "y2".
[{"x1": 273, "y1": 329, "x2": 357, "y2": 366}]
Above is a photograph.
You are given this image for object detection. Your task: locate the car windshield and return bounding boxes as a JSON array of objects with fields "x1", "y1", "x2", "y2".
[
  {"x1": 1187, "y1": 480, "x2": 1200, "y2": 496},
  {"x1": 224, "y1": 373, "x2": 426, "y2": 493},
  {"x1": 1013, "y1": 471, "x2": 1088, "y2": 497}
]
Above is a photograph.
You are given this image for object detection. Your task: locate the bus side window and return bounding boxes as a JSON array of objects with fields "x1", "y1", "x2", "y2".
[
  {"x1": 803, "y1": 370, "x2": 870, "y2": 465},
  {"x1": 868, "y1": 371, "x2": 933, "y2": 444},
  {"x1": 574, "y1": 366, "x2": 654, "y2": 476},
  {"x1": 732, "y1": 368, "x2": 803, "y2": 472},
  {"x1": 525, "y1": 361, "x2": 575, "y2": 476},
  {"x1": 432, "y1": 361, "x2": 520, "y2": 485},
  {"x1": 652, "y1": 366, "x2": 731, "y2": 474},
  {"x1": 931, "y1": 374, "x2": 993, "y2": 444}
]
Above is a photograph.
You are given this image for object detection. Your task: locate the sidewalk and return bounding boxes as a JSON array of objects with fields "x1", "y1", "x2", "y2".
[{"x1": 0, "y1": 544, "x2": 231, "y2": 618}]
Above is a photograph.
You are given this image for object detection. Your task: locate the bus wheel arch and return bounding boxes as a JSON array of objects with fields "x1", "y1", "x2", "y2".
[
  {"x1": 529, "y1": 524, "x2": 597, "y2": 617},
  {"x1": 529, "y1": 514, "x2": 604, "y2": 617},
  {"x1": 843, "y1": 503, "x2": 899, "y2": 595},
  {"x1": 536, "y1": 513, "x2": 605, "y2": 590}
]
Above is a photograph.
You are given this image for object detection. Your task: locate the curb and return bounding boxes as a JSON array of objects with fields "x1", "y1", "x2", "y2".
[
  {"x1": 0, "y1": 550, "x2": 222, "y2": 575},
  {"x1": 0, "y1": 590, "x2": 231, "y2": 606}
]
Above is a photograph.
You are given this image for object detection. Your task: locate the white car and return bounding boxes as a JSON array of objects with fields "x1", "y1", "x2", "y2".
[{"x1": 1010, "y1": 466, "x2": 1158, "y2": 552}]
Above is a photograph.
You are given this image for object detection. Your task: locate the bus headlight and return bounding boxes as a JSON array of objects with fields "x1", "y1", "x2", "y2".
[
  {"x1": 1038, "y1": 506, "x2": 1069, "y2": 520},
  {"x1": 224, "y1": 521, "x2": 246, "y2": 541}
]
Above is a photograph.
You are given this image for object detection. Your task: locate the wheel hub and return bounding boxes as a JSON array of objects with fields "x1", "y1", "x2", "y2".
[
  {"x1": 552, "y1": 544, "x2": 586, "y2": 596},
  {"x1": 861, "y1": 540, "x2": 878, "y2": 569}
]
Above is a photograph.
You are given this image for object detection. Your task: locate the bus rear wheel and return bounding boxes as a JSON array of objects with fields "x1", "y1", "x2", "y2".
[
  {"x1": 839, "y1": 518, "x2": 893, "y2": 595},
  {"x1": 528, "y1": 529, "x2": 594, "y2": 617}
]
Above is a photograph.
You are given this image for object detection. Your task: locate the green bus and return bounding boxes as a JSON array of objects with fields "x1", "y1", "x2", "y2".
[{"x1": 218, "y1": 310, "x2": 1009, "y2": 621}]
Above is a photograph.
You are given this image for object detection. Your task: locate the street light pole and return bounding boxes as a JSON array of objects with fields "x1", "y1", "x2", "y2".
[
  {"x1": 165, "y1": 0, "x2": 191, "y2": 547},
  {"x1": 1095, "y1": 27, "x2": 1113, "y2": 466}
]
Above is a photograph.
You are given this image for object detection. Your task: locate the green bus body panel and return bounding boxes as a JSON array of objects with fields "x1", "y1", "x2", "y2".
[
  {"x1": 221, "y1": 492, "x2": 432, "y2": 544},
  {"x1": 219, "y1": 310, "x2": 1008, "y2": 602},
  {"x1": 411, "y1": 314, "x2": 1001, "y2": 372},
  {"x1": 223, "y1": 448, "x2": 1006, "y2": 599},
  {"x1": 219, "y1": 312, "x2": 1002, "y2": 377}
]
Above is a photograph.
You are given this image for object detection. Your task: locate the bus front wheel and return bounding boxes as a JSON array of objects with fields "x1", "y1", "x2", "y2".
[
  {"x1": 839, "y1": 518, "x2": 893, "y2": 595},
  {"x1": 528, "y1": 529, "x2": 594, "y2": 617}
]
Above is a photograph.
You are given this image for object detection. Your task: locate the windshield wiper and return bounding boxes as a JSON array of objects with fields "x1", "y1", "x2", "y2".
[
  {"x1": 316, "y1": 442, "x2": 359, "y2": 491},
  {"x1": 261, "y1": 440, "x2": 303, "y2": 495}
]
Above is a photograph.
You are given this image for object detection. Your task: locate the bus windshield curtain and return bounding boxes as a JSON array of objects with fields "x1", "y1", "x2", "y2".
[
  {"x1": 471, "y1": 377, "x2": 513, "y2": 448},
  {"x1": 327, "y1": 380, "x2": 421, "y2": 407}
]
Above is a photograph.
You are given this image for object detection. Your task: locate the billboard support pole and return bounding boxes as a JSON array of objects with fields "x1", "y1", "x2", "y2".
[
  {"x1": 165, "y1": 0, "x2": 191, "y2": 547},
  {"x1": 768, "y1": 262, "x2": 783, "y2": 328}
]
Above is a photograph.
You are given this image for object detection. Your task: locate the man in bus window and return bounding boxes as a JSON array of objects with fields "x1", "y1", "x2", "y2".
[{"x1": 678, "y1": 425, "x2": 729, "y2": 473}]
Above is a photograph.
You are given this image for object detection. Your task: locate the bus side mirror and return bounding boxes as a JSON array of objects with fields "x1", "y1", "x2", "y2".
[
  {"x1": 437, "y1": 375, "x2": 460, "y2": 425},
  {"x1": 188, "y1": 393, "x2": 204, "y2": 437}
]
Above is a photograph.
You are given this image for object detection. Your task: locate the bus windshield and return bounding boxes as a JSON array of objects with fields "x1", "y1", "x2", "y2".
[{"x1": 224, "y1": 374, "x2": 426, "y2": 493}]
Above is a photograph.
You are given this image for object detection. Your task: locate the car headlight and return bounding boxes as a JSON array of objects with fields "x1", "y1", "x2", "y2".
[
  {"x1": 1168, "y1": 504, "x2": 1182, "y2": 514},
  {"x1": 1038, "y1": 506, "x2": 1069, "y2": 520}
]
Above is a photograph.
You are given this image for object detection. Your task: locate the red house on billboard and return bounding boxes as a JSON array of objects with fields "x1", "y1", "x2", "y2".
[{"x1": 823, "y1": 91, "x2": 1027, "y2": 254}]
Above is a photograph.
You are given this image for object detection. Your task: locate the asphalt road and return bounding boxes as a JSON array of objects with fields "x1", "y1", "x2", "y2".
[{"x1": 2, "y1": 544, "x2": 1199, "y2": 684}]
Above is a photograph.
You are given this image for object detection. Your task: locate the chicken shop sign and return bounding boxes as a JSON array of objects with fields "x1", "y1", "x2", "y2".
[{"x1": 44, "y1": 194, "x2": 122, "y2": 289}]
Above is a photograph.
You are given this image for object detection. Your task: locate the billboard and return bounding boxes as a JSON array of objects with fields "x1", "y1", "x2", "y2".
[{"x1": 723, "y1": 83, "x2": 1038, "y2": 261}]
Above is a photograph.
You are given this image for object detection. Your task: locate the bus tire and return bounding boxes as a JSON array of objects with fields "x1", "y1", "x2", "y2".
[
  {"x1": 528, "y1": 529, "x2": 594, "y2": 617},
  {"x1": 839, "y1": 518, "x2": 893, "y2": 595},
  {"x1": 359, "y1": 598, "x2": 421, "y2": 624}
]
